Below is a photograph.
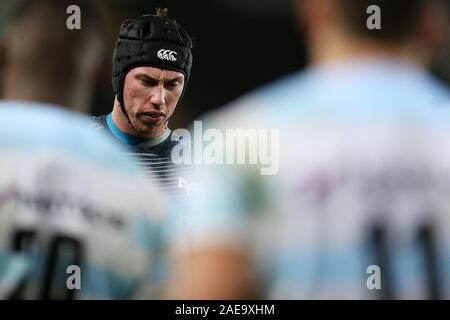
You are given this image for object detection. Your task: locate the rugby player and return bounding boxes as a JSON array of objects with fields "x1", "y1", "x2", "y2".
[{"x1": 92, "y1": 9, "x2": 194, "y2": 199}]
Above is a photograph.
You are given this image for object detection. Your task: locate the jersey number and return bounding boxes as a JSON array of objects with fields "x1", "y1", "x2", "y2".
[
  {"x1": 370, "y1": 222, "x2": 440, "y2": 299},
  {"x1": 9, "y1": 229, "x2": 84, "y2": 300}
]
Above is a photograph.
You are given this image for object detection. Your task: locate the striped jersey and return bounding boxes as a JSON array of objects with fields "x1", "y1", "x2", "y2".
[
  {"x1": 0, "y1": 102, "x2": 166, "y2": 299},
  {"x1": 174, "y1": 58, "x2": 450, "y2": 299},
  {"x1": 91, "y1": 114, "x2": 191, "y2": 200}
]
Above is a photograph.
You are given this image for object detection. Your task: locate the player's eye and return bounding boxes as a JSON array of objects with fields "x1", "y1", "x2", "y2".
[
  {"x1": 165, "y1": 81, "x2": 181, "y2": 89},
  {"x1": 140, "y1": 78, "x2": 158, "y2": 87}
]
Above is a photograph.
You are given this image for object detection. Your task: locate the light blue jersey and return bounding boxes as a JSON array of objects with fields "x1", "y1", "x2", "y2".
[
  {"x1": 175, "y1": 58, "x2": 450, "y2": 299},
  {"x1": 0, "y1": 101, "x2": 166, "y2": 299}
]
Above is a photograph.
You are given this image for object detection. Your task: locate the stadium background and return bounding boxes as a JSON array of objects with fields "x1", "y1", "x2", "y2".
[{"x1": 0, "y1": 0, "x2": 449, "y2": 127}]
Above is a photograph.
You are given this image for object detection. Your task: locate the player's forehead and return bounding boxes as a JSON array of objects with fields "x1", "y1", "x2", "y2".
[{"x1": 129, "y1": 66, "x2": 184, "y2": 81}]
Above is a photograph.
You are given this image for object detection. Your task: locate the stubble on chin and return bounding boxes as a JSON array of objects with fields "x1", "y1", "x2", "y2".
[{"x1": 133, "y1": 115, "x2": 165, "y2": 137}]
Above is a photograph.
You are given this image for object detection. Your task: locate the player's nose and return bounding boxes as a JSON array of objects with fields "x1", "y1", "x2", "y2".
[{"x1": 150, "y1": 85, "x2": 166, "y2": 106}]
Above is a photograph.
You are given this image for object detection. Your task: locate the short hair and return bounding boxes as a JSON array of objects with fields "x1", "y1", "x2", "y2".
[{"x1": 336, "y1": 0, "x2": 429, "y2": 42}]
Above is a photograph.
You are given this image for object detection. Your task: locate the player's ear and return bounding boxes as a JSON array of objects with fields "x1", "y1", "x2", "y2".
[
  {"x1": 295, "y1": 0, "x2": 311, "y2": 31},
  {"x1": 91, "y1": 55, "x2": 108, "y2": 88},
  {"x1": 417, "y1": 1, "x2": 449, "y2": 64}
]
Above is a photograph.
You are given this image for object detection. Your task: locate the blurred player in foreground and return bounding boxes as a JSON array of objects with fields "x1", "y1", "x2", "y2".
[
  {"x1": 171, "y1": 0, "x2": 450, "y2": 299},
  {"x1": 0, "y1": 0, "x2": 166, "y2": 299}
]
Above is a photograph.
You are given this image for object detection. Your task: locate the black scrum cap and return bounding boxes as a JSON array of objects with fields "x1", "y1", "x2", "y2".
[{"x1": 112, "y1": 13, "x2": 193, "y2": 115}]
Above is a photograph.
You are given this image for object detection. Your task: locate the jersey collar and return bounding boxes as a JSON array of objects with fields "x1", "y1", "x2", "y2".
[{"x1": 106, "y1": 113, "x2": 171, "y2": 147}]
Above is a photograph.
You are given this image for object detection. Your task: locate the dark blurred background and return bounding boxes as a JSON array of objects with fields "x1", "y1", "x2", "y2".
[{"x1": 1, "y1": 0, "x2": 449, "y2": 129}]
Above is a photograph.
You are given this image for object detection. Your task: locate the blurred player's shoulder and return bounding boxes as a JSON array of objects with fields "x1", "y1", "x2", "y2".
[
  {"x1": 210, "y1": 58, "x2": 450, "y2": 130},
  {"x1": 0, "y1": 101, "x2": 145, "y2": 175},
  {"x1": 0, "y1": 100, "x2": 166, "y2": 299},
  {"x1": 0, "y1": 100, "x2": 166, "y2": 218}
]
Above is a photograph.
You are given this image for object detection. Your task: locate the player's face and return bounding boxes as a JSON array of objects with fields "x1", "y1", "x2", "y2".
[{"x1": 123, "y1": 66, "x2": 185, "y2": 138}]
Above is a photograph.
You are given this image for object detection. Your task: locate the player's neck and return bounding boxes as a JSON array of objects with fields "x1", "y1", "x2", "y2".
[
  {"x1": 2, "y1": 73, "x2": 88, "y2": 113},
  {"x1": 309, "y1": 33, "x2": 426, "y2": 68}
]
